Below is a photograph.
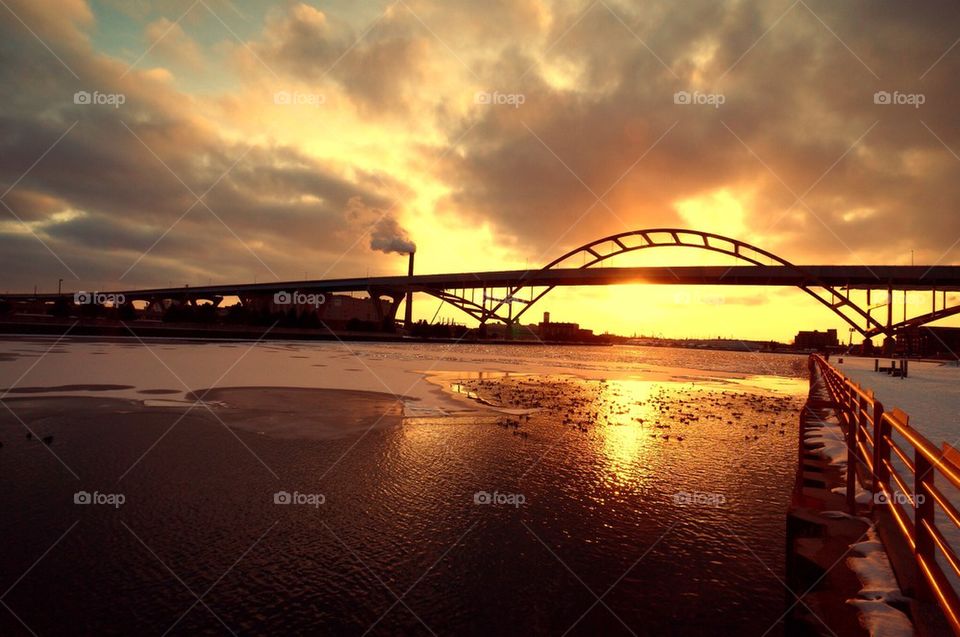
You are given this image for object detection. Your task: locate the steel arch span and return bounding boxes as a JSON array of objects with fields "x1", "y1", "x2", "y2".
[{"x1": 424, "y1": 228, "x2": 888, "y2": 337}]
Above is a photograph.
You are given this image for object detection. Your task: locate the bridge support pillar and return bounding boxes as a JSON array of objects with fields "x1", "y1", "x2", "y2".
[{"x1": 387, "y1": 295, "x2": 402, "y2": 331}]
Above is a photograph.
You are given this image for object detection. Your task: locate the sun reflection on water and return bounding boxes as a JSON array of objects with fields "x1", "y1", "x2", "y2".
[{"x1": 594, "y1": 380, "x2": 664, "y2": 489}]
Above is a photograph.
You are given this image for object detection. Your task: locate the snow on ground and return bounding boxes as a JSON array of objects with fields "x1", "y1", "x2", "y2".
[
  {"x1": 846, "y1": 527, "x2": 914, "y2": 637},
  {"x1": 847, "y1": 599, "x2": 914, "y2": 637},
  {"x1": 0, "y1": 339, "x2": 474, "y2": 416},
  {"x1": 811, "y1": 366, "x2": 916, "y2": 636},
  {"x1": 804, "y1": 417, "x2": 848, "y2": 465},
  {"x1": 837, "y1": 356, "x2": 960, "y2": 447},
  {"x1": 804, "y1": 371, "x2": 849, "y2": 465},
  {"x1": 832, "y1": 485, "x2": 873, "y2": 505}
]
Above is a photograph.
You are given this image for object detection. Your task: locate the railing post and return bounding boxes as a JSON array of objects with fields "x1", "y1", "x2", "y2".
[
  {"x1": 844, "y1": 391, "x2": 859, "y2": 513},
  {"x1": 857, "y1": 395, "x2": 868, "y2": 486},
  {"x1": 849, "y1": 384, "x2": 858, "y2": 425},
  {"x1": 915, "y1": 449, "x2": 935, "y2": 602},
  {"x1": 845, "y1": 417, "x2": 857, "y2": 513},
  {"x1": 873, "y1": 405, "x2": 889, "y2": 500}
]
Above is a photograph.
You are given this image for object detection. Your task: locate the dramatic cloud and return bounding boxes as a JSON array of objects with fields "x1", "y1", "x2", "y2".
[
  {"x1": 432, "y1": 0, "x2": 960, "y2": 265},
  {"x1": 0, "y1": 0, "x2": 399, "y2": 289}
]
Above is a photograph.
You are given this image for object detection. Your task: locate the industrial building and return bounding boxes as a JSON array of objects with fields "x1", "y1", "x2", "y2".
[{"x1": 794, "y1": 329, "x2": 839, "y2": 350}]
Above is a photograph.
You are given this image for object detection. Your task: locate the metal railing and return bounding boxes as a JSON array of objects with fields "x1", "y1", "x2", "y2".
[{"x1": 811, "y1": 355, "x2": 960, "y2": 634}]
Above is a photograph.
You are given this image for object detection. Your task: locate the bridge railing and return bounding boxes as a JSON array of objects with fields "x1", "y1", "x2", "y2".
[{"x1": 812, "y1": 355, "x2": 960, "y2": 633}]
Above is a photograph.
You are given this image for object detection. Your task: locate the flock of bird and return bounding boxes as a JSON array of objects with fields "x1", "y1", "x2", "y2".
[{"x1": 458, "y1": 375, "x2": 804, "y2": 444}]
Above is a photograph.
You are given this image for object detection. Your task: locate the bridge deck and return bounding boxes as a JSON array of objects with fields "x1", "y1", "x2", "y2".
[{"x1": 4, "y1": 265, "x2": 960, "y2": 301}]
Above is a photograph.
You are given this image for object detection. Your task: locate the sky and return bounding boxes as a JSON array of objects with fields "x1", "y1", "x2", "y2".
[{"x1": 2, "y1": 0, "x2": 960, "y2": 341}]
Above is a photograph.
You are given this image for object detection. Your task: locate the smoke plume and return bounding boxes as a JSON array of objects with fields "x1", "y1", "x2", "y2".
[
  {"x1": 370, "y1": 214, "x2": 416, "y2": 254},
  {"x1": 344, "y1": 196, "x2": 416, "y2": 254}
]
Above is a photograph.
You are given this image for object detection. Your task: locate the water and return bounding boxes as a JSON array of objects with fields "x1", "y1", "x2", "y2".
[{"x1": 0, "y1": 340, "x2": 808, "y2": 635}]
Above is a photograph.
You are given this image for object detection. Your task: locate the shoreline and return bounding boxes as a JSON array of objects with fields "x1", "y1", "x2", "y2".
[
  {"x1": 0, "y1": 328, "x2": 809, "y2": 357},
  {"x1": 0, "y1": 322, "x2": 610, "y2": 346}
]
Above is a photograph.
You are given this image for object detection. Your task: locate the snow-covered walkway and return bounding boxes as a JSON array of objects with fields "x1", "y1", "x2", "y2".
[{"x1": 837, "y1": 356, "x2": 960, "y2": 448}]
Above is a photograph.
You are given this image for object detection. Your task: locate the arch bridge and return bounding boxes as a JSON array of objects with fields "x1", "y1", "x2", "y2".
[
  {"x1": 4, "y1": 228, "x2": 960, "y2": 348},
  {"x1": 419, "y1": 229, "x2": 960, "y2": 345}
]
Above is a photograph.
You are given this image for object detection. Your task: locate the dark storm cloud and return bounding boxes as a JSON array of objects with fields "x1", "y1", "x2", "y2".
[
  {"x1": 0, "y1": 0, "x2": 396, "y2": 290},
  {"x1": 254, "y1": 3, "x2": 435, "y2": 116}
]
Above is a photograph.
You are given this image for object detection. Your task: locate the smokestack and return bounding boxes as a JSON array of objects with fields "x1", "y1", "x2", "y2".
[{"x1": 404, "y1": 252, "x2": 414, "y2": 328}]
